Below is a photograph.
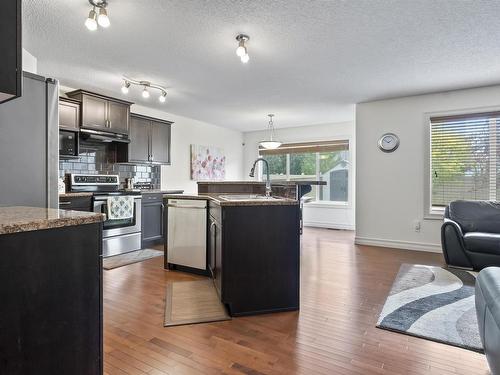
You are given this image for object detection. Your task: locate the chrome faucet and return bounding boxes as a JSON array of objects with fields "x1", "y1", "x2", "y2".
[{"x1": 249, "y1": 158, "x2": 272, "y2": 197}]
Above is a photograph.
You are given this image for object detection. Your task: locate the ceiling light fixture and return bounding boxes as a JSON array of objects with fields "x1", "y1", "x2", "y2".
[
  {"x1": 121, "y1": 77, "x2": 168, "y2": 104},
  {"x1": 121, "y1": 81, "x2": 130, "y2": 94},
  {"x1": 85, "y1": 0, "x2": 110, "y2": 31},
  {"x1": 259, "y1": 114, "x2": 282, "y2": 149},
  {"x1": 235, "y1": 34, "x2": 250, "y2": 63}
]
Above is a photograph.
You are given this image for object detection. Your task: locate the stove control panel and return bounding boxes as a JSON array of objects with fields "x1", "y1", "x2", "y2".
[{"x1": 70, "y1": 174, "x2": 120, "y2": 186}]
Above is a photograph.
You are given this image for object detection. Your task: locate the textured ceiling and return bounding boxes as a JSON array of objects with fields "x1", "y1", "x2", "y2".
[{"x1": 23, "y1": 0, "x2": 500, "y2": 131}]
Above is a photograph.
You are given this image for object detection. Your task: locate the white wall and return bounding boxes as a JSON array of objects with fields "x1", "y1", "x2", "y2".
[
  {"x1": 22, "y1": 49, "x2": 37, "y2": 73},
  {"x1": 356, "y1": 85, "x2": 500, "y2": 253},
  {"x1": 243, "y1": 121, "x2": 355, "y2": 230},
  {"x1": 131, "y1": 105, "x2": 244, "y2": 193}
]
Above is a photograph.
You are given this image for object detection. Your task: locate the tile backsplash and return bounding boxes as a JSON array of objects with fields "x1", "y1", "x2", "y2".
[{"x1": 59, "y1": 140, "x2": 160, "y2": 189}]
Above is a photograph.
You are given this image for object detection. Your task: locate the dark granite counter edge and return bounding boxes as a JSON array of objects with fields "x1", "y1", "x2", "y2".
[
  {"x1": 163, "y1": 193, "x2": 298, "y2": 207},
  {"x1": 0, "y1": 207, "x2": 105, "y2": 235}
]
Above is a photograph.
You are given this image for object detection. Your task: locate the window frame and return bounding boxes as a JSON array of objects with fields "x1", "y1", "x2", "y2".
[
  {"x1": 424, "y1": 106, "x2": 500, "y2": 220},
  {"x1": 258, "y1": 136, "x2": 353, "y2": 207}
]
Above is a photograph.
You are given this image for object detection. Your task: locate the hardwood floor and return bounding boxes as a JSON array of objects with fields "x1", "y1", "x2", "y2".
[{"x1": 103, "y1": 228, "x2": 489, "y2": 375}]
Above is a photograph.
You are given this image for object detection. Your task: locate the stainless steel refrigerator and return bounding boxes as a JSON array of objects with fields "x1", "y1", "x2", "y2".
[{"x1": 0, "y1": 72, "x2": 59, "y2": 208}]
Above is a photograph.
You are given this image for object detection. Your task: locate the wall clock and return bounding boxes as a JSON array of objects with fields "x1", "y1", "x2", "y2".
[{"x1": 378, "y1": 133, "x2": 400, "y2": 153}]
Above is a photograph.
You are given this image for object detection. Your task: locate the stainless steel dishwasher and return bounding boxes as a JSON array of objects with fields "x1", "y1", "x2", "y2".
[{"x1": 166, "y1": 199, "x2": 207, "y2": 271}]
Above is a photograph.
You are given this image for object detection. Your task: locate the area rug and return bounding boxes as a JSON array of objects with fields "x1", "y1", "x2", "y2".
[
  {"x1": 377, "y1": 264, "x2": 483, "y2": 352},
  {"x1": 103, "y1": 249, "x2": 163, "y2": 270},
  {"x1": 164, "y1": 279, "x2": 231, "y2": 327}
]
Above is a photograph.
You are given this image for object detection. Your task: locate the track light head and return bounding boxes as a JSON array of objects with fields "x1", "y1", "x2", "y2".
[
  {"x1": 121, "y1": 81, "x2": 130, "y2": 94},
  {"x1": 85, "y1": 8, "x2": 98, "y2": 31},
  {"x1": 158, "y1": 91, "x2": 167, "y2": 103},
  {"x1": 97, "y1": 7, "x2": 110, "y2": 28},
  {"x1": 142, "y1": 86, "x2": 150, "y2": 99}
]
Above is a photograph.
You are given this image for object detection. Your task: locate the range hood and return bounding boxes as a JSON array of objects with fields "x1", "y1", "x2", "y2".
[{"x1": 80, "y1": 128, "x2": 130, "y2": 143}]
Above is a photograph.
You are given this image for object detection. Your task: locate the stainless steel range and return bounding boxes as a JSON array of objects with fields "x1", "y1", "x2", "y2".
[{"x1": 69, "y1": 173, "x2": 142, "y2": 257}]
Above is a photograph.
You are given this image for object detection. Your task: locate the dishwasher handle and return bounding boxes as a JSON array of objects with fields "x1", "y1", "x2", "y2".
[{"x1": 166, "y1": 204, "x2": 206, "y2": 209}]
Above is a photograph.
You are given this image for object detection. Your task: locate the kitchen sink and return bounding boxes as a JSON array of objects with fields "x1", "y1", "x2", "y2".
[{"x1": 218, "y1": 194, "x2": 282, "y2": 201}]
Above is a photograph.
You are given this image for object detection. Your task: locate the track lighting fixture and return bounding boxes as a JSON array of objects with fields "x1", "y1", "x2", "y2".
[
  {"x1": 121, "y1": 77, "x2": 168, "y2": 104},
  {"x1": 85, "y1": 0, "x2": 110, "y2": 31},
  {"x1": 259, "y1": 114, "x2": 282, "y2": 150},
  {"x1": 235, "y1": 34, "x2": 250, "y2": 63}
]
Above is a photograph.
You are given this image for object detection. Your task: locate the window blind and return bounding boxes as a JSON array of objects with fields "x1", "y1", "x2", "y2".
[
  {"x1": 430, "y1": 111, "x2": 500, "y2": 207},
  {"x1": 259, "y1": 140, "x2": 349, "y2": 155}
]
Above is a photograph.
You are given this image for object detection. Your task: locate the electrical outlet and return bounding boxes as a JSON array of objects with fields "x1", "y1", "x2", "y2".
[{"x1": 414, "y1": 220, "x2": 421, "y2": 232}]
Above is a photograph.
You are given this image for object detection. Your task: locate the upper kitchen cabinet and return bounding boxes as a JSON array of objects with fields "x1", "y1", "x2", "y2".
[
  {"x1": 58, "y1": 97, "x2": 80, "y2": 131},
  {"x1": 119, "y1": 113, "x2": 172, "y2": 164},
  {"x1": 0, "y1": 0, "x2": 22, "y2": 104},
  {"x1": 65, "y1": 89, "x2": 133, "y2": 135}
]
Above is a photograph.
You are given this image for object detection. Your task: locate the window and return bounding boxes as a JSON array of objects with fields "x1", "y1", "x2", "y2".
[
  {"x1": 259, "y1": 140, "x2": 350, "y2": 203},
  {"x1": 430, "y1": 111, "x2": 500, "y2": 210}
]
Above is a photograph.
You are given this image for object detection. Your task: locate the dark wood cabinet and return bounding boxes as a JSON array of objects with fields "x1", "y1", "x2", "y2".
[
  {"x1": 122, "y1": 113, "x2": 172, "y2": 164},
  {"x1": 59, "y1": 195, "x2": 92, "y2": 212},
  {"x1": 141, "y1": 193, "x2": 164, "y2": 247},
  {"x1": 150, "y1": 120, "x2": 171, "y2": 163},
  {"x1": 58, "y1": 97, "x2": 80, "y2": 131},
  {"x1": 0, "y1": 223, "x2": 103, "y2": 374},
  {"x1": 108, "y1": 101, "x2": 130, "y2": 134},
  {"x1": 129, "y1": 116, "x2": 151, "y2": 162},
  {"x1": 0, "y1": 0, "x2": 21, "y2": 104},
  {"x1": 66, "y1": 90, "x2": 132, "y2": 135}
]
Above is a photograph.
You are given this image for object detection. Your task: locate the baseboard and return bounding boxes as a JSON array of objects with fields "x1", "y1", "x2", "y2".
[
  {"x1": 304, "y1": 221, "x2": 355, "y2": 230},
  {"x1": 354, "y1": 236, "x2": 442, "y2": 253}
]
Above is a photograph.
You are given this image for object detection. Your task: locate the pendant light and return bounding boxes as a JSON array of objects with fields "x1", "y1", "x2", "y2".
[{"x1": 259, "y1": 114, "x2": 282, "y2": 150}]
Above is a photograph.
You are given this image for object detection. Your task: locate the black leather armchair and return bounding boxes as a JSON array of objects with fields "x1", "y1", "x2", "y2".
[
  {"x1": 442, "y1": 200, "x2": 500, "y2": 270},
  {"x1": 475, "y1": 267, "x2": 500, "y2": 374}
]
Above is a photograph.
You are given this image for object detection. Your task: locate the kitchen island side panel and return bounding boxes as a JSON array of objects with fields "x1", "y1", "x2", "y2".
[
  {"x1": 222, "y1": 204, "x2": 300, "y2": 316},
  {"x1": 0, "y1": 222, "x2": 103, "y2": 375}
]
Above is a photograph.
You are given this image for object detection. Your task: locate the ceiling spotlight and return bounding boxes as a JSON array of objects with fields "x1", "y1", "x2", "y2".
[
  {"x1": 84, "y1": 8, "x2": 98, "y2": 31},
  {"x1": 158, "y1": 91, "x2": 167, "y2": 103},
  {"x1": 142, "y1": 86, "x2": 150, "y2": 99},
  {"x1": 241, "y1": 53, "x2": 250, "y2": 63},
  {"x1": 235, "y1": 34, "x2": 250, "y2": 63},
  {"x1": 121, "y1": 81, "x2": 130, "y2": 94},
  {"x1": 97, "y1": 7, "x2": 110, "y2": 28},
  {"x1": 85, "y1": 0, "x2": 109, "y2": 31}
]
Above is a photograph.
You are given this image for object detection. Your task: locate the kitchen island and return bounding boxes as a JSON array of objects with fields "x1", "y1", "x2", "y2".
[
  {"x1": 165, "y1": 185, "x2": 301, "y2": 317},
  {"x1": 0, "y1": 206, "x2": 104, "y2": 375}
]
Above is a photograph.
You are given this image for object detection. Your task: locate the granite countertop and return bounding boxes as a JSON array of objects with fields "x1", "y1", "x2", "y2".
[
  {"x1": 0, "y1": 206, "x2": 105, "y2": 235},
  {"x1": 197, "y1": 180, "x2": 327, "y2": 186},
  {"x1": 142, "y1": 189, "x2": 185, "y2": 194},
  {"x1": 59, "y1": 192, "x2": 93, "y2": 198},
  {"x1": 164, "y1": 193, "x2": 298, "y2": 207}
]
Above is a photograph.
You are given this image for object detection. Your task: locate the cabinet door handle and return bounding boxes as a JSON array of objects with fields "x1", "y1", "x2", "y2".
[{"x1": 59, "y1": 201, "x2": 71, "y2": 206}]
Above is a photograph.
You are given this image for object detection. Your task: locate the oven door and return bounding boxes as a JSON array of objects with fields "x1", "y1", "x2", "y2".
[{"x1": 93, "y1": 196, "x2": 142, "y2": 237}]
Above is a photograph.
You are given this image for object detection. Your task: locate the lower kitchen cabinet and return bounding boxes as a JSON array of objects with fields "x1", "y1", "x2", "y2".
[
  {"x1": 0, "y1": 222, "x2": 103, "y2": 374},
  {"x1": 141, "y1": 193, "x2": 164, "y2": 247},
  {"x1": 59, "y1": 195, "x2": 93, "y2": 212},
  {"x1": 208, "y1": 201, "x2": 300, "y2": 316}
]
